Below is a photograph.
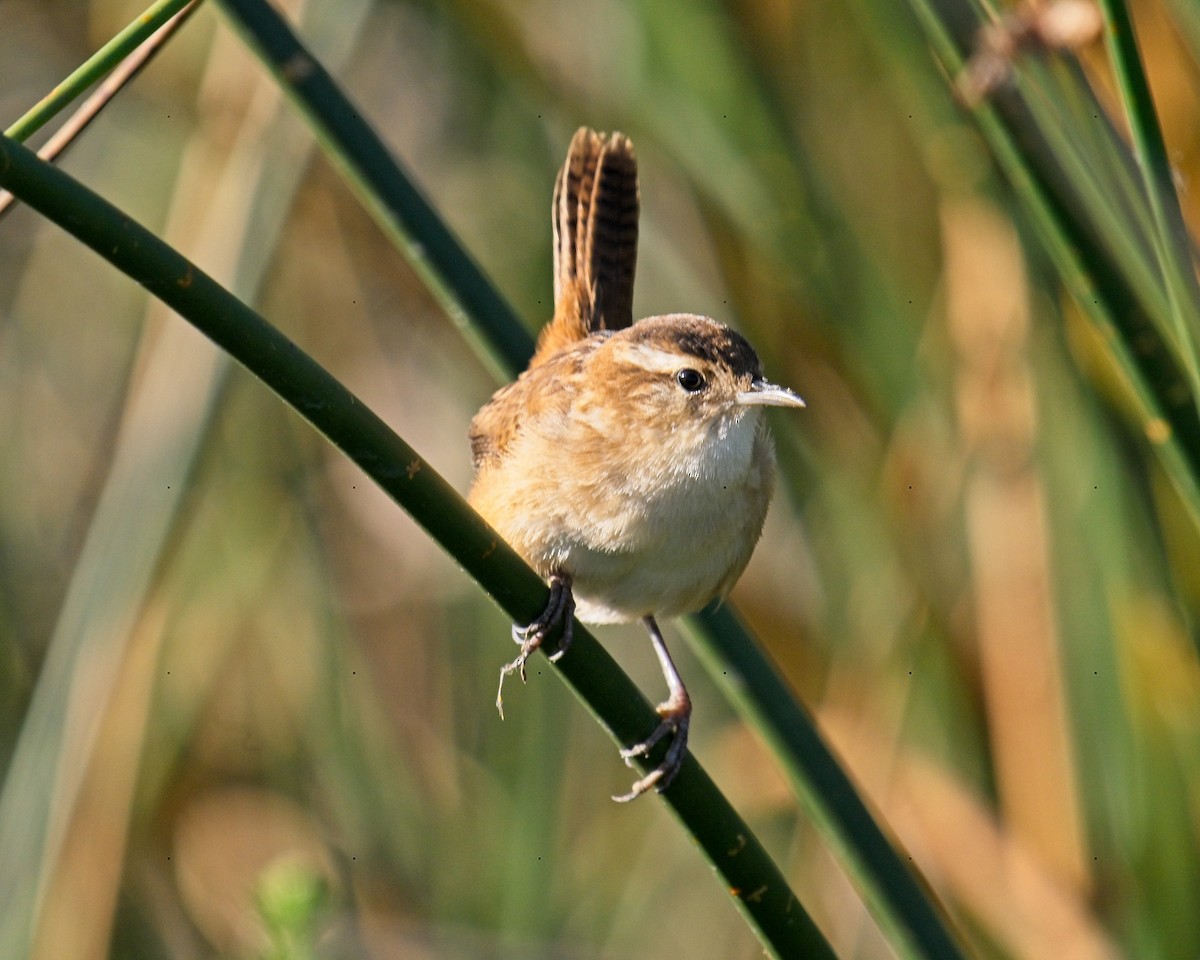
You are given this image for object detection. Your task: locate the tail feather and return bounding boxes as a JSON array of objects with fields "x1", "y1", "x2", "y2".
[{"x1": 536, "y1": 128, "x2": 639, "y2": 361}]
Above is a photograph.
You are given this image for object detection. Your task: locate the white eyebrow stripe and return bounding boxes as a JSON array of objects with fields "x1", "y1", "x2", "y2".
[{"x1": 612, "y1": 342, "x2": 691, "y2": 374}]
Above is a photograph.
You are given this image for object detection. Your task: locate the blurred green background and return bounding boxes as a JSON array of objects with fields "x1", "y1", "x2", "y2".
[{"x1": 3, "y1": 0, "x2": 1200, "y2": 957}]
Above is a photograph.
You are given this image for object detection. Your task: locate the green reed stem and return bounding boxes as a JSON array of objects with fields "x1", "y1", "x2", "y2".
[
  {"x1": 0, "y1": 130, "x2": 835, "y2": 960},
  {"x1": 4, "y1": 0, "x2": 198, "y2": 143}
]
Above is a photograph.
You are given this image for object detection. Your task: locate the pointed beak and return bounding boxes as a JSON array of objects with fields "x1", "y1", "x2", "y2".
[{"x1": 736, "y1": 379, "x2": 806, "y2": 409}]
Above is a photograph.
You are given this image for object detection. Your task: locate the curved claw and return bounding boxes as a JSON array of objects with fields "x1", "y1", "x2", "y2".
[
  {"x1": 496, "y1": 574, "x2": 574, "y2": 718},
  {"x1": 612, "y1": 708, "x2": 690, "y2": 803}
]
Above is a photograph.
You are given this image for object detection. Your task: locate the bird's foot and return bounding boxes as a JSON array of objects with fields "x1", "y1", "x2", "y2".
[
  {"x1": 612, "y1": 691, "x2": 691, "y2": 803},
  {"x1": 496, "y1": 574, "x2": 574, "y2": 718}
]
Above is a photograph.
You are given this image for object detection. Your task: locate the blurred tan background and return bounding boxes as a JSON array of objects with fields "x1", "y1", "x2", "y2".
[{"x1": 3, "y1": 0, "x2": 1200, "y2": 957}]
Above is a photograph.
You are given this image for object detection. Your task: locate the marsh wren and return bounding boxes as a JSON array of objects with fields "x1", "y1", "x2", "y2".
[{"x1": 469, "y1": 128, "x2": 804, "y2": 801}]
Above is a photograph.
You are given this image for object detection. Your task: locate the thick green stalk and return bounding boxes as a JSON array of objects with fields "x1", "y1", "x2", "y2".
[
  {"x1": 0, "y1": 131, "x2": 834, "y2": 960},
  {"x1": 210, "y1": 2, "x2": 970, "y2": 956},
  {"x1": 686, "y1": 606, "x2": 968, "y2": 960}
]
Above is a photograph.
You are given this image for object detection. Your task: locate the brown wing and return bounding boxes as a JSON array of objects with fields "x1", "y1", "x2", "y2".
[
  {"x1": 469, "y1": 346, "x2": 585, "y2": 469},
  {"x1": 469, "y1": 379, "x2": 521, "y2": 469},
  {"x1": 535, "y1": 127, "x2": 639, "y2": 363}
]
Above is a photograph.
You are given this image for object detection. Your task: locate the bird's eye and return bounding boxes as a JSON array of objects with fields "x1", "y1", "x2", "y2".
[{"x1": 675, "y1": 368, "x2": 706, "y2": 392}]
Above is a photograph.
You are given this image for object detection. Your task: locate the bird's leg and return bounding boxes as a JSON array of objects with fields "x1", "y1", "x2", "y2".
[
  {"x1": 496, "y1": 573, "x2": 575, "y2": 718},
  {"x1": 613, "y1": 615, "x2": 692, "y2": 802}
]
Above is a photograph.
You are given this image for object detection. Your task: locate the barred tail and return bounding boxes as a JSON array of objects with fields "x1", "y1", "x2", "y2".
[{"x1": 536, "y1": 127, "x2": 639, "y2": 361}]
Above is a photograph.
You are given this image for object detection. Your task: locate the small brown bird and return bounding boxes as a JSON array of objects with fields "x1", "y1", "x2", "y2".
[{"x1": 469, "y1": 128, "x2": 804, "y2": 801}]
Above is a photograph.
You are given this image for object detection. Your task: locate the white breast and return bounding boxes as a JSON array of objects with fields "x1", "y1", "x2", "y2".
[{"x1": 561, "y1": 410, "x2": 773, "y2": 623}]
